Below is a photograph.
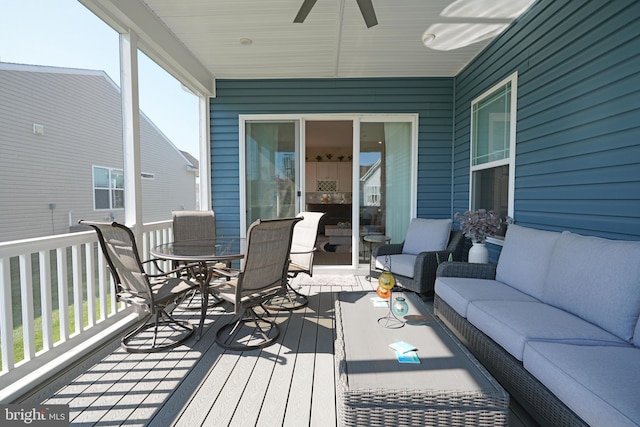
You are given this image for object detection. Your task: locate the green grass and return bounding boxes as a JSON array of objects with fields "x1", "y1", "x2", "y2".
[
  {"x1": 3, "y1": 294, "x2": 115, "y2": 369},
  {"x1": 1, "y1": 246, "x2": 115, "y2": 370}
]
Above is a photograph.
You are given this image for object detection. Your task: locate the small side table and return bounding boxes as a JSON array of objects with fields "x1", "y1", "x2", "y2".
[{"x1": 364, "y1": 234, "x2": 390, "y2": 281}]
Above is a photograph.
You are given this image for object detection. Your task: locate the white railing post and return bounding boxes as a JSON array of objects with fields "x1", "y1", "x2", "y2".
[
  {"x1": 19, "y1": 254, "x2": 35, "y2": 362},
  {"x1": 85, "y1": 242, "x2": 96, "y2": 328},
  {"x1": 0, "y1": 258, "x2": 14, "y2": 373},
  {"x1": 39, "y1": 250, "x2": 54, "y2": 351},
  {"x1": 56, "y1": 247, "x2": 69, "y2": 342},
  {"x1": 71, "y1": 244, "x2": 83, "y2": 335},
  {"x1": 98, "y1": 249, "x2": 107, "y2": 322}
]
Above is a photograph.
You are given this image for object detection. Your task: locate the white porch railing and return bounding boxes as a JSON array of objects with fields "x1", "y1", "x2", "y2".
[{"x1": 0, "y1": 220, "x2": 173, "y2": 388}]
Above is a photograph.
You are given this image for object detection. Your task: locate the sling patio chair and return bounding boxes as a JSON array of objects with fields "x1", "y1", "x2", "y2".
[
  {"x1": 171, "y1": 210, "x2": 228, "y2": 307},
  {"x1": 80, "y1": 220, "x2": 199, "y2": 353},
  {"x1": 266, "y1": 211, "x2": 326, "y2": 310},
  {"x1": 172, "y1": 210, "x2": 216, "y2": 242},
  {"x1": 210, "y1": 217, "x2": 301, "y2": 350}
]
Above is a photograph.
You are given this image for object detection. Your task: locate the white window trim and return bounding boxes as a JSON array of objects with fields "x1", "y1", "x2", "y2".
[
  {"x1": 469, "y1": 72, "x2": 518, "y2": 245},
  {"x1": 93, "y1": 165, "x2": 125, "y2": 211}
]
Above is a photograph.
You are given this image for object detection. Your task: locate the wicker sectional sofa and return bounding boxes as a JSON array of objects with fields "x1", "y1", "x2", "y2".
[{"x1": 434, "y1": 224, "x2": 640, "y2": 426}]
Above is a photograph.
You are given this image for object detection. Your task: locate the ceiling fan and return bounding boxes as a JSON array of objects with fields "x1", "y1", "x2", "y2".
[{"x1": 294, "y1": 0, "x2": 378, "y2": 28}]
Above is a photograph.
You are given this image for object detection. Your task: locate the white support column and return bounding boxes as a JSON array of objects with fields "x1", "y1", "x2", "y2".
[
  {"x1": 120, "y1": 31, "x2": 143, "y2": 243},
  {"x1": 198, "y1": 94, "x2": 212, "y2": 211}
]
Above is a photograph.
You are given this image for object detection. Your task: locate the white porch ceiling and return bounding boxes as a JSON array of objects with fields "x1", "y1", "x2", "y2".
[{"x1": 80, "y1": 0, "x2": 535, "y2": 95}]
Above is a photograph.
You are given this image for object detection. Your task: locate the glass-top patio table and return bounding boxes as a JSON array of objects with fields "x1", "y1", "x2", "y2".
[{"x1": 151, "y1": 238, "x2": 246, "y2": 339}]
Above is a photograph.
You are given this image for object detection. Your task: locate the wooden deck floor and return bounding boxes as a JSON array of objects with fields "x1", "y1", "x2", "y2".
[{"x1": 20, "y1": 275, "x2": 536, "y2": 426}]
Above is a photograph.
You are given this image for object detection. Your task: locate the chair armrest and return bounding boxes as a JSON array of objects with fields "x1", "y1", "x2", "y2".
[
  {"x1": 210, "y1": 267, "x2": 240, "y2": 279},
  {"x1": 372, "y1": 243, "x2": 404, "y2": 257},
  {"x1": 142, "y1": 258, "x2": 168, "y2": 274},
  {"x1": 143, "y1": 258, "x2": 195, "y2": 278},
  {"x1": 411, "y1": 249, "x2": 460, "y2": 291},
  {"x1": 436, "y1": 261, "x2": 497, "y2": 279},
  {"x1": 290, "y1": 248, "x2": 315, "y2": 256}
]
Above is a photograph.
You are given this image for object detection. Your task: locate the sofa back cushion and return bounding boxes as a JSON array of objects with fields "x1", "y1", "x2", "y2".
[
  {"x1": 634, "y1": 317, "x2": 640, "y2": 348},
  {"x1": 402, "y1": 218, "x2": 452, "y2": 255},
  {"x1": 543, "y1": 232, "x2": 640, "y2": 343},
  {"x1": 495, "y1": 224, "x2": 561, "y2": 299}
]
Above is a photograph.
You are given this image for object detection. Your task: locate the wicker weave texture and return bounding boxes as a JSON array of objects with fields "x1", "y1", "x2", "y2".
[
  {"x1": 435, "y1": 261, "x2": 497, "y2": 279},
  {"x1": 334, "y1": 293, "x2": 508, "y2": 427},
  {"x1": 338, "y1": 407, "x2": 507, "y2": 427}
]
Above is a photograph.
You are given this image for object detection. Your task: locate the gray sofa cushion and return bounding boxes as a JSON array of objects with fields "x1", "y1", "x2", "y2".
[
  {"x1": 401, "y1": 218, "x2": 452, "y2": 255},
  {"x1": 635, "y1": 317, "x2": 640, "y2": 348},
  {"x1": 375, "y1": 254, "x2": 415, "y2": 278},
  {"x1": 524, "y1": 342, "x2": 640, "y2": 427},
  {"x1": 435, "y1": 277, "x2": 538, "y2": 317},
  {"x1": 467, "y1": 300, "x2": 627, "y2": 360},
  {"x1": 495, "y1": 224, "x2": 561, "y2": 299},
  {"x1": 543, "y1": 232, "x2": 640, "y2": 342}
]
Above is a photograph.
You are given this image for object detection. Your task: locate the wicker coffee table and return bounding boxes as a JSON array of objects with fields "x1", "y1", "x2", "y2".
[{"x1": 334, "y1": 291, "x2": 508, "y2": 426}]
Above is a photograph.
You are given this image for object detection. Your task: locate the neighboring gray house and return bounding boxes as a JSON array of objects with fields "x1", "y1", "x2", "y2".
[
  {"x1": 360, "y1": 159, "x2": 381, "y2": 207},
  {"x1": 0, "y1": 62, "x2": 197, "y2": 242}
]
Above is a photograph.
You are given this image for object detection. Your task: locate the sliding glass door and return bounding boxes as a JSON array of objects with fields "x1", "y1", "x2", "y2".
[
  {"x1": 241, "y1": 115, "x2": 416, "y2": 270},
  {"x1": 243, "y1": 121, "x2": 300, "y2": 229},
  {"x1": 358, "y1": 120, "x2": 413, "y2": 251}
]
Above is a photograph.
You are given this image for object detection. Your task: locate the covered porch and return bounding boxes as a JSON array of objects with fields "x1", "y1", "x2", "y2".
[{"x1": 2, "y1": 0, "x2": 639, "y2": 425}]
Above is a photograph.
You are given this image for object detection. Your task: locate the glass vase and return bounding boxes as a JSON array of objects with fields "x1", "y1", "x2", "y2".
[{"x1": 391, "y1": 296, "x2": 409, "y2": 317}]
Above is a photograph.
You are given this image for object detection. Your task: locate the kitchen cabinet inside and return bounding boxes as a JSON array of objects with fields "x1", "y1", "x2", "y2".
[
  {"x1": 338, "y1": 162, "x2": 352, "y2": 191},
  {"x1": 306, "y1": 162, "x2": 351, "y2": 192}
]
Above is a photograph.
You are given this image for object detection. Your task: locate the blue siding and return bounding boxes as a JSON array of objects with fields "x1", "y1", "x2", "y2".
[
  {"x1": 210, "y1": 78, "x2": 454, "y2": 237},
  {"x1": 453, "y1": 0, "x2": 640, "y2": 259},
  {"x1": 210, "y1": 0, "x2": 640, "y2": 255}
]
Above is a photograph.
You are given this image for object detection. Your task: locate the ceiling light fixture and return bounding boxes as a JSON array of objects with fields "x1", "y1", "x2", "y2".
[
  {"x1": 421, "y1": 32, "x2": 436, "y2": 46},
  {"x1": 239, "y1": 38, "x2": 253, "y2": 46}
]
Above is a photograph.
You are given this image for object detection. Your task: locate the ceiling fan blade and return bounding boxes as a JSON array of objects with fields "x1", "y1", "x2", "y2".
[
  {"x1": 356, "y1": 0, "x2": 378, "y2": 28},
  {"x1": 294, "y1": 0, "x2": 318, "y2": 23}
]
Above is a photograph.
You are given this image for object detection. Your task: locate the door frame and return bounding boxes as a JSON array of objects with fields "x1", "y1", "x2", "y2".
[{"x1": 239, "y1": 113, "x2": 418, "y2": 272}]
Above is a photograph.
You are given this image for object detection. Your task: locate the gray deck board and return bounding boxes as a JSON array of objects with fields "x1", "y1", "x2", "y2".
[
  {"x1": 228, "y1": 339, "x2": 282, "y2": 426},
  {"x1": 22, "y1": 275, "x2": 533, "y2": 426},
  {"x1": 146, "y1": 333, "x2": 225, "y2": 426},
  {"x1": 207, "y1": 347, "x2": 261, "y2": 426},
  {"x1": 254, "y1": 302, "x2": 308, "y2": 427},
  {"x1": 310, "y1": 289, "x2": 337, "y2": 427},
  {"x1": 281, "y1": 293, "x2": 322, "y2": 426}
]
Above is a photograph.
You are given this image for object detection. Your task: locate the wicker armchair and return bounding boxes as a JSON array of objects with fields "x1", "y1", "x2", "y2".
[{"x1": 371, "y1": 230, "x2": 465, "y2": 295}]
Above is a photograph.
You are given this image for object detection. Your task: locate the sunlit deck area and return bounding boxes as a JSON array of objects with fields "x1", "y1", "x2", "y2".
[
  {"x1": 13, "y1": 275, "x2": 534, "y2": 427},
  {"x1": 19, "y1": 277, "x2": 361, "y2": 426}
]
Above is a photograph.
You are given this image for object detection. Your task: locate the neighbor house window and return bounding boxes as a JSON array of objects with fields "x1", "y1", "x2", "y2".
[
  {"x1": 470, "y1": 72, "x2": 517, "y2": 239},
  {"x1": 93, "y1": 166, "x2": 124, "y2": 210}
]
